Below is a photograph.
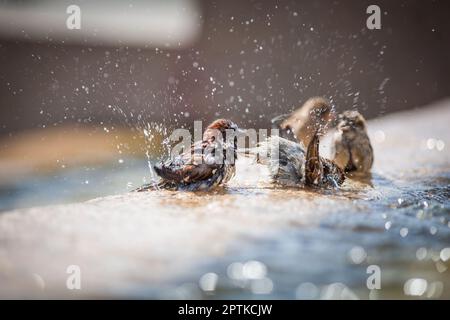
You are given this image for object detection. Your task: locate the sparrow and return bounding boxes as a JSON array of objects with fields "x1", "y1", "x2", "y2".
[
  {"x1": 274, "y1": 97, "x2": 336, "y2": 147},
  {"x1": 135, "y1": 119, "x2": 242, "y2": 191},
  {"x1": 243, "y1": 132, "x2": 345, "y2": 188},
  {"x1": 305, "y1": 130, "x2": 346, "y2": 188},
  {"x1": 331, "y1": 110, "x2": 373, "y2": 174}
]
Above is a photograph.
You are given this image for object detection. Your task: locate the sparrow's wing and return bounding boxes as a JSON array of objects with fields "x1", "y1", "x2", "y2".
[
  {"x1": 154, "y1": 141, "x2": 221, "y2": 183},
  {"x1": 305, "y1": 131, "x2": 323, "y2": 186},
  {"x1": 154, "y1": 162, "x2": 219, "y2": 183}
]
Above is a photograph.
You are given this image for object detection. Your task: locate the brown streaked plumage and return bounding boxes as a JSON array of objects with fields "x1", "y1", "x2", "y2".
[
  {"x1": 331, "y1": 110, "x2": 373, "y2": 174},
  {"x1": 278, "y1": 97, "x2": 336, "y2": 147},
  {"x1": 136, "y1": 119, "x2": 240, "y2": 191},
  {"x1": 305, "y1": 131, "x2": 345, "y2": 188}
]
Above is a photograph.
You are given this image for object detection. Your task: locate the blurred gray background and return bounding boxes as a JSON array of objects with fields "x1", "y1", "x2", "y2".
[{"x1": 0, "y1": 0, "x2": 449, "y2": 135}]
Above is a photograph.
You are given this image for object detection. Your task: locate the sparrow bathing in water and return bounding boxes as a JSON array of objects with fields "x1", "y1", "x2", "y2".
[
  {"x1": 244, "y1": 132, "x2": 345, "y2": 188},
  {"x1": 331, "y1": 110, "x2": 373, "y2": 174},
  {"x1": 305, "y1": 130, "x2": 345, "y2": 187},
  {"x1": 136, "y1": 119, "x2": 242, "y2": 191},
  {"x1": 275, "y1": 97, "x2": 336, "y2": 147}
]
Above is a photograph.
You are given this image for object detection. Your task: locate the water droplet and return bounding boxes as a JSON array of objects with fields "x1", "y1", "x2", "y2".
[
  {"x1": 243, "y1": 260, "x2": 267, "y2": 280},
  {"x1": 320, "y1": 283, "x2": 358, "y2": 300},
  {"x1": 404, "y1": 279, "x2": 427, "y2": 296},
  {"x1": 416, "y1": 210, "x2": 425, "y2": 219},
  {"x1": 430, "y1": 226, "x2": 437, "y2": 235},
  {"x1": 385, "y1": 221, "x2": 392, "y2": 230},
  {"x1": 400, "y1": 228, "x2": 408, "y2": 238},
  {"x1": 435, "y1": 261, "x2": 447, "y2": 273},
  {"x1": 32, "y1": 273, "x2": 46, "y2": 290},
  {"x1": 199, "y1": 273, "x2": 218, "y2": 292},
  {"x1": 440, "y1": 248, "x2": 450, "y2": 262},
  {"x1": 436, "y1": 140, "x2": 445, "y2": 151},
  {"x1": 416, "y1": 247, "x2": 427, "y2": 260},
  {"x1": 348, "y1": 246, "x2": 367, "y2": 264},
  {"x1": 250, "y1": 277, "x2": 273, "y2": 294},
  {"x1": 426, "y1": 138, "x2": 436, "y2": 150},
  {"x1": 227, "y1": 262, "x2": 244, "y2": 280},
  {"x1": 374, "y1": 130, "x2": 385, "y2": 143},
  {"x1": 426, "y1": 281, "x2": 443, "y2": 298},
  {"x1": 295, "y1": 282, "x2": 319, "y2": 299}
]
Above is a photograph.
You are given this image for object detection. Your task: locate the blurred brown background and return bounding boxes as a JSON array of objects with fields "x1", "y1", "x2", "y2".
[{"x1": 0, "y1": 0, "x2": 449, "y2": 135}]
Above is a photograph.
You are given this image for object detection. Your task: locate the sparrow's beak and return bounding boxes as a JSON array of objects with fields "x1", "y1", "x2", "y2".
[{"x1": 340, "y1": 125, "x2": 351, "y2": 132}]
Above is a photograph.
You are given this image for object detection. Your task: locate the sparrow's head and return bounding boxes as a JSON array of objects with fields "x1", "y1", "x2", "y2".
[
  {"x1": 281, "y1": 97, "x2": 336, "y2": 146},
  {"x1": 304, "y1": 97, "x2": 336, "y2": 126},
  {"x1": 207, "y1": 118, "x2": 238, "y2": 131},
  {"x1": 203, "y1": 119, "x2": 244, "y2": 142},
  {"x1": 337, "y1": 110, "x2": 367, "y2": 136}
]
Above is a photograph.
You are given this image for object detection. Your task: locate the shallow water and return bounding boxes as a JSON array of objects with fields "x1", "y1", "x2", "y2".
[
  {"x1": 0, "y1": 102, "x2": 449, "y2": 299},
  {"x1": 143, "y1": 165, "x2": 450, "y2": 300}
]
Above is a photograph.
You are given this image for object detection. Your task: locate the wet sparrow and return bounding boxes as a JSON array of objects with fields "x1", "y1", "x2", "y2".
[
  {"x1": 136, "y1": 119, "x2": 241, "y2": 191},
  {"x1": 331, "y1": 110, "x2": 373, "y2": 174},
  {"x1": 278, "y1": 97, "x2": 336, "y2": 147}
]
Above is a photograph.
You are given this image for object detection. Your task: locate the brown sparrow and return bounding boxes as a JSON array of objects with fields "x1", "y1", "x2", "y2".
[
  {"x1": 305, "y1": 130, "x2": 345, "y2": 188},
  {"x1": 331, "y1": 110, "x2": 373, "y2": 174},
  {"x1": 136, "y1": 119, "x2": 241, "y2": 191}
]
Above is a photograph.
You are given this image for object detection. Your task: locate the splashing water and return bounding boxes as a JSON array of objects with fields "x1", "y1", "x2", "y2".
[
  {"x1": 145, "y1": 149, "x2": 159, "y2": 190},
  {"x1": 106, "y1": 104, "x2": 171, "y2": 188}
]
